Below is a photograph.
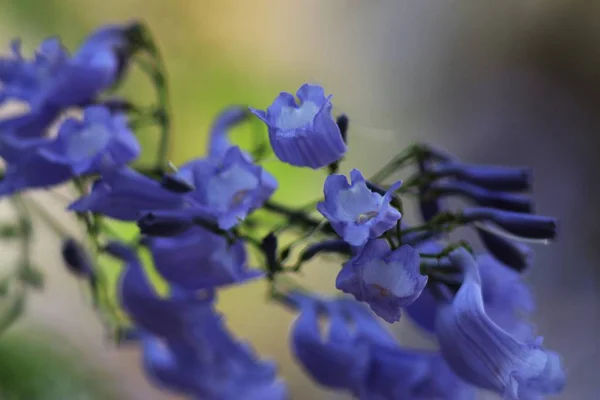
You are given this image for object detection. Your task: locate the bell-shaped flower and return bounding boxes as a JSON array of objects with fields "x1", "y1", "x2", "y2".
[
  {"x1": 171, "y1": 145, "x2": 277, "y2": 230},
  {"x1": 336, "y1": 239, "x2": 427, "y2": 323},
  {"x1": 435, "y1": 248, "x2": 565, "y2": 399},
  {"x1": 249, "y1": 83, "x2": 346, "y2": 169},
  {"x1": 317, "y1": 169, "x2": 402, "y2": 246},
  {"x1": 0, "y1": 24, "x2": 130, "y2": 111},
  {"x1": 69, "y1": 166, "x2": 187, "y2": 221},
  {"x1": 147, "y1": 226, "x2": 262, "y2": 290},
  {"x1": 286, "y1": 291, "x2": 474, "y2": 399},
  {"x1": 0, "y1": 106, "x2": 139, "y2": 196}
]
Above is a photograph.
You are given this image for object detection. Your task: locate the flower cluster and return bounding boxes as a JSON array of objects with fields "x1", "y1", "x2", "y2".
[{"x1": 0, "y1": 22, "x2": 565, "y2": 400}]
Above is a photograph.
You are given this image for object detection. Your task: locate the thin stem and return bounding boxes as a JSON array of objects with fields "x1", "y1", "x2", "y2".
[{"x1": 369, "y1": 144, "x2": 426, "y2": 183}]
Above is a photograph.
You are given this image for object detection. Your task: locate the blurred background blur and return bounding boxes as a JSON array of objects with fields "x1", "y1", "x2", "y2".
[{"x1": 0, "y1": 0, "x2": 599, "y2": 399}]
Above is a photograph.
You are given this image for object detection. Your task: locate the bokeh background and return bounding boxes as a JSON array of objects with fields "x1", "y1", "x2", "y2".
[{"x1": 0, "y1": 1, "x2": 599, "y2": 399}]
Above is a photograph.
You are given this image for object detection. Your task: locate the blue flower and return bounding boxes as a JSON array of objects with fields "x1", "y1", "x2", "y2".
[
  {"x1": 249, "y1": 83, "x2": 346, "y2": 169},
  {"x1": 285, "y1": 291, "x2": 474, "y2": 399},
  {"x1": 147, "y1": 227, "x2": 263, "y2": 290},
  {"x1": 406, "y1": 241, "x2": 535, "y2": 340},
  {"x1": 105, "y1": 241, "x2": 287, "y2": 399},
  {"x1": 141, "y1": 332, "x2": 287, "y2": 400},
  {"x1": 0, "y1": 24, "x2": 129, "y2": 111},
  {"x1": 317, "y1": 169, "x2": 402, "y2": 246},
  {"x1": 0, "y1": 107, "x2": 61, "y2": 160},
  {"x1": 336, "y1": 239, "x2": 427, "y2": 323},
  {"x1": 71, "y1": 145, "x2": 276, "y2": 231},
  {"x1": 69, "y1": 167, "x2": 186, "y2": 220},
  {"x1": 0, "y1": 106, "x2": 139, "y2": 196},
  {"x1": 435, "y1": 248, "x2": 565, "y2": 399},
  {"x1": 170, "y1": 145, "x2": 277, "y2": 230}
]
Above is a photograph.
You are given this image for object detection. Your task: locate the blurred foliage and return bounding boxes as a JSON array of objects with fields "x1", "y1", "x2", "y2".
[{"x1": 0, "y1": 333, "x2": 118, "y2": 399}]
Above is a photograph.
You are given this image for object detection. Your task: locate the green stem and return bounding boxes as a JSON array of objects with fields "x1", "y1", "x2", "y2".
[{"x1": 369, "y1": 144, "x2": 427, "y2": 183}]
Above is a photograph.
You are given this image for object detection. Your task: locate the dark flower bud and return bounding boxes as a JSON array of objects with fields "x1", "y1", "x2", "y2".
[
  {"x1": 432, "y1": 163, "x2": 531, "y2": 192},
  {"x1": 61, "y1": 238, "x2": 93, "y2": 278},
  {"x1": 336, "y1": 114, "x2": 349, "y2": 144},
  {"x1": 160, "y1": 174, "x2": 195, "y2": 193},
  {"x1": 462, "y1": 207, "x2": 558, "y2": 240},
  {"x1": 138, "y1": 211, "x2": 195, "y2": 237},
  {"x1": 428, "y1": 181, "x2": 533, "y2": 213},
  {"x1": 476, "y1": 226, "x2": 533, "y2": 272},
  {"x1": 260, "y1": 232, "x2": 279, "y2": 275}
]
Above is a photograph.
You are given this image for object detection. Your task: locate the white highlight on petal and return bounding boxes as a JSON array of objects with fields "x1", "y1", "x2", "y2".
[
  {"x1": 275, "y1": 101, "x2": 320, "y2": 132},
  {"x1": 66, "y1": 123, "x2": 111, "y2": 161}
]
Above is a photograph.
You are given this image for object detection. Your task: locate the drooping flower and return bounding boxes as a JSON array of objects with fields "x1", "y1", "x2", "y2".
[
  {"x1": 249, "y1": 83, "x2": 346, "y2": 169},
  {"x1": 285, "y1": 291, "x2": 474, "y2": 399},
  {"x1": 317, "y1": 169, "x2": 402, "y2": 246},
  {"x1": 105, "y1": 241, "x2": 287, "y2": 400},
  {"x1": 147, "y1": 227, "x2": 262, "y2": 291},
  {"x1": 336, "y1": 239, "x2": 427, "y2": 323},
  {"x1": 435, "y1": 248, "x2": 565, "y2": 399},
  {"x1": 68, "y1": 166, "x2": 186, "y2": 221},
  {"x1": 406, "y1": 240, "x2": 535, "y2": 340},
  {"x1": 0, "y1": 23, "x2": 131, "y2": 112},
  {"x1": 72, "y1": 145, "x2": 276, "y2": 231},
  {"x1": 0, "y1": 106, "x2": 139, "y2": 196},
  {"x1": 169, "y1": 145, "x2": 277, "y2": 230}
]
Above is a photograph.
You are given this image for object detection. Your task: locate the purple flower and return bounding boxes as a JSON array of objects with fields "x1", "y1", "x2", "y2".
[
  {"x1": 72, "y1": 147, "x2": 277, "y2": 230},
  {"x1": 286, "y1": 291, "x2": 474, "y2": 399},
  {"x1": 0, "y1": 24, "x2": 130, "y2": 111},
  {"x1": 317, "y1": 169, "x2": 402, "y2": 246},
  {"x1": 171, "y1": 145, "x2": 277, "y2": 230},
  {"x1": 68, "y1": 167, "x2": 186, "y2": 221},
  {"x1": 147, "y1": 227, "x2": 262, "y2": 290},
  {"x1": 336, "y1": 239, "x2": 427, "y2": 323},
  {"x1": 435, "y1": 248, "x2": 565, "y2": 399},
  {"x1": 249, "y1": 83, "x2": 346, "y2": 169},
  {"x1": 0, "y1": 106, "x2": 139, "y2": 196},
  {"x1": 406, "y1": 241, "x2": 535, "y2": 340},
  {"x1": 106, "y1": 241, "x2": 287, "y2": 399},
  {"x1": 368, "y1": 347, "x2": 475, "y2": 400}
]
